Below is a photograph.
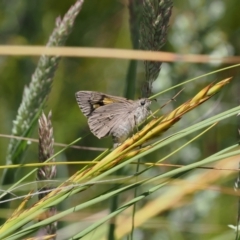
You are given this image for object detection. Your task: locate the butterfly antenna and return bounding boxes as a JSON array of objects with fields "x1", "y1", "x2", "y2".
[
  {"x1": 159, "y1": 88, "x2": 184, "y2": 110},
  {"x1": 148, "y1": 88, "x2": 184, "y2": 119}
]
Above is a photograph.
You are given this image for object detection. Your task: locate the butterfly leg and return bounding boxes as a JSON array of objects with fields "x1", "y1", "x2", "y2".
[
  {"x1": 149, "y1": 110, "x2": 157, "y2": 119},
  {"x1": 131, "y1": 115, "x2": 141, "y2": 141},
  {"x1": 112, "y1": 136, "x2": 121, "y2": 149}
]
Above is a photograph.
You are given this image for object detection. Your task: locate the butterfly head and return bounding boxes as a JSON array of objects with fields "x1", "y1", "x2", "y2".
[
  {"x1": 133, "y1": 98, "x2": 152, "y2": 125},
  {"x1": 139, "y1": 98, "x2": 151, "y2": 109}
]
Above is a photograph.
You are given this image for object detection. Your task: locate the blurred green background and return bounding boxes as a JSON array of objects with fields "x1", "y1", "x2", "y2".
[{"x1": 0, "y1": 0, "x2": 240, "y2": 239}]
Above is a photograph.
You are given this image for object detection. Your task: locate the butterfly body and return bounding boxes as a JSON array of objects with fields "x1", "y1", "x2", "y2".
[{"x1": 75, "y1": 91, "x2": 151, "y2": 147}]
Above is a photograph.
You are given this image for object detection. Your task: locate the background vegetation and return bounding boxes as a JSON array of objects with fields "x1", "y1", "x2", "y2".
[{"x1": 0, "y1": 0, "x2": 240, "y2": 239}]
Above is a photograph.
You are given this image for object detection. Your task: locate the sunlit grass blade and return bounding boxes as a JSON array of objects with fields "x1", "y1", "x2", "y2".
[{"x1": 0, "y1": 112, "x2": 239, "y2": 238}]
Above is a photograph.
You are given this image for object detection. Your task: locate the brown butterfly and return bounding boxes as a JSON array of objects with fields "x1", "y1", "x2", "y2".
[{"x1": 75, "y1": 91, "x2": 152, "y2": 147}]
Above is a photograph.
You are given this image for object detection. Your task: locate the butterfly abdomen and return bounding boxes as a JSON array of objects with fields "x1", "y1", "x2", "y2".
[{"x1": 111, "y1": 122, "x2": 133, "y2": 146}]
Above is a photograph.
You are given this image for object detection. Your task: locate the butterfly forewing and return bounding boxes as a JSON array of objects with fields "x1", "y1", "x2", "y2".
[{"x1": 75, "y1": 91, "x2": 130, "y2": 117}]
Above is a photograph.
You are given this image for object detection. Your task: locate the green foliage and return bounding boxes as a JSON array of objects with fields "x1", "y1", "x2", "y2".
[{"x1": 0, "y1": 0, "x2": 240, "y2": 239}]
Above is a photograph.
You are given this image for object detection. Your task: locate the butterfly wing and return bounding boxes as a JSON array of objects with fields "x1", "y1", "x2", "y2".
[
  {"x1": 75, "y1": 91, "x2": 129, "y2": 117},
  {"x1": 88, "y1": 101, "x2": 136, "y2": 139}
]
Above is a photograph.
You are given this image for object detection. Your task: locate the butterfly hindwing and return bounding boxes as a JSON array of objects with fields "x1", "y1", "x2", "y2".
[{"x1": 88, "y1": 101, "x2": 136, "y2": 139}]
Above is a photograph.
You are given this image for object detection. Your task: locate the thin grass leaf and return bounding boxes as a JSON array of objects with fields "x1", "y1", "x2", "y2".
[
  {"x1": 26, "y1": 236, "x2": 56, "y2": 240},
  {"x1": 3, "y1": 191, "x2": 33, "y2": 228},
  {"x1": 235, "y1": 113, "x2": 240, "y2": 240},
  {"x1": 150, "y1": 64, "x2": 240, "y2": 100}
]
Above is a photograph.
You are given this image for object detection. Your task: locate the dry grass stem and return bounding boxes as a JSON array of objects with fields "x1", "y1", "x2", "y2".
[{"x1": 37, "y1": 111, "x2": 57, "y2": 239}]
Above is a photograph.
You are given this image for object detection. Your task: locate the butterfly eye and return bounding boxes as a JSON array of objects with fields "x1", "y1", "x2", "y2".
[{"x1": 140, "y1": 100, "x2": 145, "y2": 106}]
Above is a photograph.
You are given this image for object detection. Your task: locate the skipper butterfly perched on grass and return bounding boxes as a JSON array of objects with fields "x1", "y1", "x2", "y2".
[{"x1": 75, "y1": 91, "x2": 152, "y2": 147}]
